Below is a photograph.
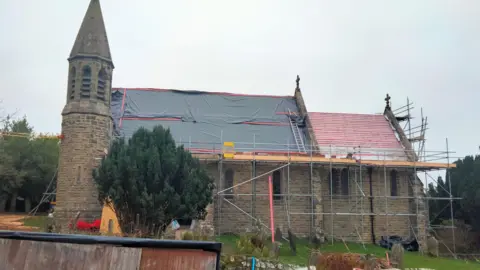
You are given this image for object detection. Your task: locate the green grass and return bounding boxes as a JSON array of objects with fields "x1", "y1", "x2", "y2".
[
  {"x1": 216, "y1": 235, "x2": 480, "y2": 270},
  {"x1": 17, "y1": 219, "x2": 480, "y2": 270},
  {"x1": 23, "y1": 215, "x2": 47, "y2": 230}
]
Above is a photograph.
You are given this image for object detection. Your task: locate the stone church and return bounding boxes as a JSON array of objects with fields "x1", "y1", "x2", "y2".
[{"x1": 55, "y1": 0, "x2": 454, "y2": 247}]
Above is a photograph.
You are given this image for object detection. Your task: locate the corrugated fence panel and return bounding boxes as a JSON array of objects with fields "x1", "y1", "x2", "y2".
[
  {"x1": 83, "y1": 244, "x2": 114, "y2": 270},
  {"x1": 0, "y1": 232, "x2": 221, "y2": 270},
  {"x1": 3, "y1": 239, "x2": 143, "y2": 270},
  {"x1": 110, "y1": 246, "x2": 142, "y2": 270},
  {"x1": 4, "y1": 238, "x2": 29, "y2": 269},
  {"x1": 139, "y1": 248, "x2": 217, "y2": 270},
  {"x1": 0, "y1": 239, "x2": 7, "y2": 267}
]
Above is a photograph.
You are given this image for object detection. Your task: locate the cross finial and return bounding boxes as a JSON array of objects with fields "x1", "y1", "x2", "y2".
[
  {"x1": 295, "y1": 75, "x2": 300, "y2": 90},
  {"x1": 385, "y1": 94, "x2": 391, "y2": 109}
]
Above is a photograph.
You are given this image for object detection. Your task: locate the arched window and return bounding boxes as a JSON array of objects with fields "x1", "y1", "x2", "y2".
[
  {"x1": 97, "y1": 69, "x2": 106, "y2": 101},
  {"x1": 80, "y1": 65, "x2": 92, "y2": 98},
  {"x1": 224, "y1": 169, "x2": 234, "y2": 199},
  {"x1": 328, "y1": 168, "x2": 340, "y2": 195},
  {"x1": 390, "y1": 170, "x2": 398, "y2": 196},
  {"x1": 341, "y1": 168, "x2": 349, "y2": 196},
  {"x1": 272, "y1": 170, "x2": 282, "y2": 200},
  {"x1": 69, "y1": 67, "x2": 76, "y2": 100}
]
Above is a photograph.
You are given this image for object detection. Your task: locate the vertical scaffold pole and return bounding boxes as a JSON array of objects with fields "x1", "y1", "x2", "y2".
[
  {"x1": 218, "y1": 130, "x2": 223, "y2": 236},
  {"x1": 287, "y1": 139, "x2": 291, "y2": 229},
  {"x1": 252, "y1": 134, "x2": 256, "y2": 226},
  {"x1": 359, "y1": 146, "x2": 364, "y2": 241},
  {"x1": 414, "y1": 159, "x2": 419, "y2": 243},
  {"x1": 384, "y1": 151, "x2": 389, "y2": 239},
  {"x1": 329, "y1": 145, "x2": 334, "y2": 243},
  {"x1": 310, "y1": 141, "x2": 314, "y2": 237},
  {"x1": 446, "y1": 138, "x2": 456, "y2": 257}
]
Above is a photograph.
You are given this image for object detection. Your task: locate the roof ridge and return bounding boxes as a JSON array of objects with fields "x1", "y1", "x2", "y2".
[
  {"x1": 112, "y1": 87, "x2": 294, "y2": 98},
  {"x1": 309, "y1": 111, "x2": 384, "y2": 116}
]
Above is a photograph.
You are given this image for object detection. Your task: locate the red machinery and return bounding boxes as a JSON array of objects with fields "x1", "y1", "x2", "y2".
[{"x1": 69, "y1": 219, "x2": 101, "y2": 232}]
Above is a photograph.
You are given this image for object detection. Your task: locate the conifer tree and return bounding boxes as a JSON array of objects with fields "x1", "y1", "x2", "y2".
[{"x1": 94, "y1": 125, "x2": 214, "y2": 234}]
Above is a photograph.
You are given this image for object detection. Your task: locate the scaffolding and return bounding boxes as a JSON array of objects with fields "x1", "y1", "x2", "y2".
[
  {"x1": 24, "y1": 96, "x2": 460, "y2": 255},
  {"x1": 182, "y1": 98, "x2": 460, "y2": 255}
]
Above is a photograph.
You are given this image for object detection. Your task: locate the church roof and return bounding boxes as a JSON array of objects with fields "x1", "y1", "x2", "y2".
[
  {"x1": 308, "y1": 111, "x2": 404, "y2": 154},
  {"x1": 69, "y1": 0, "x2": 112, "y2": 62},
  {"x1": 110, "y1": 88, "x2": 308, "y2": 154}
]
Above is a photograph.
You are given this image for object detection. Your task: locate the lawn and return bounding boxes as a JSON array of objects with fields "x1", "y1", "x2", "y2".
[
  {"x1": 19, "y1": 217, "x2": 480, "y2": 270},
  {"x1": 23, "y1": 215, "x2": 47, "y2": 230},
  {"x1": 216, "y1": 235, "x2": 480, "y2": 270}
]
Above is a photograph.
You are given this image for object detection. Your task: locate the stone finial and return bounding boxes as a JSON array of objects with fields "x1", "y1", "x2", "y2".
[
  {"x1": 295, "y1": 75, "x2": 300, "y2": 91},
  {"x1": 385, "y1": 93, "x2": 391, "y2": 110}
]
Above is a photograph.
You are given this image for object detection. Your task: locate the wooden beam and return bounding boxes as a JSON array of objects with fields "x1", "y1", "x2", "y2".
[{"x1": 191, "y1": 153, "x2": 456, "y2": 169}]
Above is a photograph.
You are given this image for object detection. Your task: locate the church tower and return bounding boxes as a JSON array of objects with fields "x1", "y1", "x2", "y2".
[{"x1": 55, "y1": 0, "x2": 114, "y2": 228}]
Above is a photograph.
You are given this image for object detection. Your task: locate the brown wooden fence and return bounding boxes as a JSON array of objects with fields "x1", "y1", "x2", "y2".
[{"x1": 0, "y1": 231, "x2": 222, "y2": 270}]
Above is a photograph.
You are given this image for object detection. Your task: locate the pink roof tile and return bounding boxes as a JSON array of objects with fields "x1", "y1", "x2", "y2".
[{"x1": 308, "y1": 112, "x2": 404, "y2": 150}]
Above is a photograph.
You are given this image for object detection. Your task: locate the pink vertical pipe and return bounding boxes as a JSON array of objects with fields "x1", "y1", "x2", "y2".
[{"x1": 268, "y1": 175, "x2": 275, "y2": 243}]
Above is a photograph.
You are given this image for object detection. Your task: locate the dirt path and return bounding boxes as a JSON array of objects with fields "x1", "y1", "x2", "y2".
[{"x1": 0, "y1": 213, "x2": 38, "y2": 231}]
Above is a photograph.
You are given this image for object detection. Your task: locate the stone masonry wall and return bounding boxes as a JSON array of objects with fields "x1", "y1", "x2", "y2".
[
  {"x1": 55, "y1": 113, "x2": 112, "y2": 228},
  {"x1": 205, "y1": 161, "x2": 416, "y2": 243},
  {"x1": 208, "y1": 162, "x2": 315, "y2": 237},
  {"x1": 321, "y1": 167, "x2": 412, "y2": 243}
]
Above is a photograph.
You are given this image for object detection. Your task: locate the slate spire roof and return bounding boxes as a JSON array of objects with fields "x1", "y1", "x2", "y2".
[{"x1": 69, "y1": 0, "x2": 112, "y2": 62}]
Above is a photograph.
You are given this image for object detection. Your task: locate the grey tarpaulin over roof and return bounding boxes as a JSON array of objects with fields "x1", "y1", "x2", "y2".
[{"x1": 111, "y1": 88, "x2": 308, "y2": 153}]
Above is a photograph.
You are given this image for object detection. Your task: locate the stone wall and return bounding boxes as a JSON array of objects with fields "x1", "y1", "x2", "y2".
[
  {"x1": 56, "y1": 52, "x2": 114, "y2": 230},
  {"x1": 206, "y1": 161, "x2": 417, "y2": 243},
  {"x1": 208, "y1": 162, "x2": 314, "y2": 237},
  {"x1": 55, "y1": 113, "x2": 112, "y2": 228},
  {"x1": 321, "y1": 167, "x2": 412, "y2": 243}
]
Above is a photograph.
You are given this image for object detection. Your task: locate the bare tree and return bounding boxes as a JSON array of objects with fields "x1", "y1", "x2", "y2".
[{"x1": 0, "y1": 101, "x2": 19, "y2": 133}]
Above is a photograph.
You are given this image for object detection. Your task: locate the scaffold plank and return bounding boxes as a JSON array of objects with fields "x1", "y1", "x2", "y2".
[{"x1": 191, "y1": 153, "x2": 456, "y2": 169}]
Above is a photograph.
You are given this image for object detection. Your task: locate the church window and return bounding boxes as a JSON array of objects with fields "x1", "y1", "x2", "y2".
[
  {"x1": 390, "y1": 170, "x2": 398, "y2": 196},
  {"x1": 224, "y1": 169, "x2": 234, "y2": 199},
  {"x1": 328, "y1": 168, "x2": 340, "y2": 195},
  {"x1": 69, "y1": 67, "x2": 76, "y2": 100},
  {"x1": 272, "y1": 170, "x2": 281, "y2": 200},
  {"x1": 97, "y1": 69, "x2": 106, "y2": 101},
  {"x1": 80, "y1": 65, "x2": 92, "y2": 98},
  {"x1": 340, "y1": 168, "x2": 349, "y2": 195}
]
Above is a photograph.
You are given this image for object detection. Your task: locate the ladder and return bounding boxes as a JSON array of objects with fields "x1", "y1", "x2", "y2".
[{"x1": 288, "y1": 109, "x2": 306, "y2": 153}]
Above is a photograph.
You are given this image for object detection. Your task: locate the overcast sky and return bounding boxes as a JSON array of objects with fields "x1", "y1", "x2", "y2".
[{"x1": 0, "y1": 0, "x2": 478, "y2": 167}]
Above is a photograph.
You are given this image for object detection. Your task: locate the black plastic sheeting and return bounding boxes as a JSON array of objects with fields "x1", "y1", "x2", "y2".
[
  {"x1": 0, "y1": 230, "x2": 222, "y2": 254},
  {"x1": 378, "y1": 235, "x2": 419, "y2": 251},
  {"x1": 111, "y1": 88, "x2": 308, "y2": 152}
]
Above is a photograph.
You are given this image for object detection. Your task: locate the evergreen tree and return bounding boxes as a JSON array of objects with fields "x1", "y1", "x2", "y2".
[
  {"x1": 427, "y1": 176, "x2": 450, "y2": 224},
  {"x1": 447, "y1": 155, "x2": 480, "y2": 230},
  {"x1": 93, "y1": 125, "x2": 214, "y2": 234},
  {"x1": 428, "y1": 154, "x2": 480, "y2": 231},
  {"x1": 0, "y1": 117, "x2": 59, "y2": 212}
]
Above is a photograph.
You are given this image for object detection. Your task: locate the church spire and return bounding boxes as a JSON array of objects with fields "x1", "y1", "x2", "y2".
[{"x1": 69, "y1": 0, "x2": 112, "y2": 64}]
